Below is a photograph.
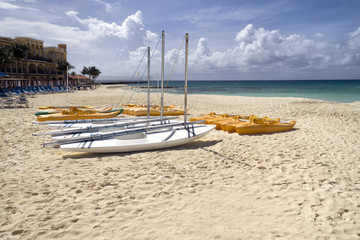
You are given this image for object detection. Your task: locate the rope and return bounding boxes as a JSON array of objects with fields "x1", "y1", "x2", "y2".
[
  {"x1": 164, "y1": 35, "x2": 185, "y2": 89},
  {"x1": 115, "y1": 47, "x2": 148, "y2": 108},
  {"x1": 117, "y1": 35, "x2": 162, "y2": 108}
]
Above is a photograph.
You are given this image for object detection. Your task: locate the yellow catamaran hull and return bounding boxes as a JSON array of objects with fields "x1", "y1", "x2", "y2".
[
  {"x1": 37, "y1": 109, "x2": 122, "y2": 122},
  {"x1": 123, "y1": 104, "x2": 187, "y2": 116},
  {"x1": 35, "y1": 107, "x2": 112, "y2": 116}
]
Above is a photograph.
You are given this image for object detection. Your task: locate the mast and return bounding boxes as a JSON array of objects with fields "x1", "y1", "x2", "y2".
[
  {"x1": 160, "y1": 30, "x2": 165, "y2": 121},
  {"x1": 147, "y1": 46, "x2": 150, "y2": 118},
  {"x1": 66, "y1": 66, "x2": 69, "y2": 93},
  {"x1": 184, "y1": 33, "x2": 189, "y2": 125}
]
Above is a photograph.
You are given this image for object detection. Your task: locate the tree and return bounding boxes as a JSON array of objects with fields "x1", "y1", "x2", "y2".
[
  {"x1": 11, "y1": 43, "x2": 30, "y2": 75},
  {"x1": 89, "y1": 66, "x2": 101, "y2": 79},
  {"x1": 57, "y1": 61, "x2": 74, "y2": 80},
  {"x1": 0, "y1": 45, "x2": 12, "y2": 72},
  {"x1": 81, "y1": 66, "x2": 101, "y2": 88},
  {"x1": 81, "y1": 66, "x2": 101, "y2": 79},
  {"x1": 81, "y1": 66, "x2": 90, "y2": 78}
]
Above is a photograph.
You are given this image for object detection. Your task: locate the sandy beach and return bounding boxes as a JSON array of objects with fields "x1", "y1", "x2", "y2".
[{"x1": 0, "y1": 85, "x2": 359, "y2": 239}]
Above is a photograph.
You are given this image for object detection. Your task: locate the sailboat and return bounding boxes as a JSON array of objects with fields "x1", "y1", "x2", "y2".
[
  {"x1": 37, "y1": 47, "x2": 175, "y2": 130},
  {"x1": 41, "y1": 31, "x2": 214, "y2": 153},
  {"x1": 35, "y1": 116, "x2": 179, "y2": 140},
  {"x1": 34, "y1": 53, "x2": 180, "y2": 143}
]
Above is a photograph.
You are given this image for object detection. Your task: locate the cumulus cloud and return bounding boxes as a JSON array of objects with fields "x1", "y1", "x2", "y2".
[
  {"x1": 194, "y1": 38, "x2": 210, "y2": 57},
  {"x1": 143, "y1": 30, "x2": 159, "y2": 47},
  {"x1": 232, "y1": 24, "x2": 325, "y2": 69},
  {"x1": 314, "y1": 33, "x2": 324, "y2": 38},
  {"x1": 66, "y1": 10, "x2": 144, "y2": 39},
  {"x1": 0, "y1": 10, "x2": 155, "y2": 76},
  {"x1": 187, "y1": 24, "x2": 360, "y2": 78},
  {"x1": 106, "y1": 23, "x2": 360, "y2": 79},
  {"x1": 347, "y1": 26, "x2": 360, "y2": 50},
  {"x1": 1, "y1": 5, "x2": 359, "y2": 80}
]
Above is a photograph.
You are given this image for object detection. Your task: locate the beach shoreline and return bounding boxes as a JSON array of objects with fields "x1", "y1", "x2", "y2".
[
  {"x1": 1, "y1": 85, "x2": 359, "y2": 239},
  {"x1": 126, "y1": 79, "x2": 360, "y2": 104}
]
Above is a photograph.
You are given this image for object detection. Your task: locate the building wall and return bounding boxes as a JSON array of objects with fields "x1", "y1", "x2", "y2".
[{"x1": 0, "y1": 36, "x2": 67, "y2": 82}]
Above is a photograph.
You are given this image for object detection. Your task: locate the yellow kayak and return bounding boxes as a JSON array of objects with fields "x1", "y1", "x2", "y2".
[
  {"x1": 221, "y1": 120, "x2": 249, "y2": 133},
  {"x1": 212, "y1": 116, "x2": 248, "y2": 130},
  {"x1": 38, "y1": 106, "x2": 94, "y2": 110},
  {"x1": 133, "y1": 108, "x2": 185, "y2": 116},
  {"x1": 218, "y1": 115, "x2": 257, "y2": 132},
  {"x1": 189, "y1": 112, "x2": 218, "y2": 121},
  {"x1": 190, "y1": 113, "x2": 296, "y2": 134},
  {"x1": 35, "y1": 106, "x2": 112, "y2": 116},
  {"x1": 190, "y1": 113, "x2": 251, "y2": 121},
  {"x1": 123, "y1": 104, "x2": 187, "y2": 116},
  {"x1": 235, "y1": 117, "x2": 296, "y2": 134},
  {"x1": 190, "y1": 113, "x2": 252, "y2": 130},
  {"x1": 37, "y1": 108, "x2": 122, "y2": 122}
]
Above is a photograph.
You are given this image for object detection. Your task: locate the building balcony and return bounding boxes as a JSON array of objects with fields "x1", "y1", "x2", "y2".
[{"x1": 27, "y1": 54, "x2": 52, "y2": 63}]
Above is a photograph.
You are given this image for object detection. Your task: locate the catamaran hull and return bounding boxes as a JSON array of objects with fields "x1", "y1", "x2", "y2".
[
  {"x1": 51, "y1": 120, "x2": 179, "y2": 140},
  {"x1": 60, "y1": 125, "x2": 214, "y2": 153},
  {"x1": 48, "y1": 117, "x2": 176, "y2": 129}
]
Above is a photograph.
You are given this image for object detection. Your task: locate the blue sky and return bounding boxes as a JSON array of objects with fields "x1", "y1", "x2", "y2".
[{"x1": 0, "y1": 0, "x2": 359, "y2": 80}]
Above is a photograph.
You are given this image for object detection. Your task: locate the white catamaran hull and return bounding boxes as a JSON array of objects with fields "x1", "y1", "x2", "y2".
[
  {"x1": 60, "y1": 124, "x2": 214, "y2": 153},
  {"x1": 51, "y1": 121, "x2": 179, "y2": 140},
  {"x1": 48, "y1": 116, "x2": 169, "y2": 129}
]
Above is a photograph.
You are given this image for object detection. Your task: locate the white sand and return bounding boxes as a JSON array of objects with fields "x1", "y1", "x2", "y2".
[{"x1": 1, "y1": 85, "x2": 359, "y2": 239}]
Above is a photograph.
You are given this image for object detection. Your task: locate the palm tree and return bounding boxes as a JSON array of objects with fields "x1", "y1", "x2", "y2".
[
  {"x1": 88, "y1": 66, "x2": 101, "y2": 79},
  {"x1": 12, "y1": 43, "x2": 30, "y2": 75},
  {"x1": 81, "y1": 66, "x2": 90, "y2": 78},
  {"x1": 81, "y1": 66, "x2": 101, "y2": 79},
  {"x1": 57, "y1": 61, "x2": 74, "y2": 80},
  {"x1": 81, "y1": 66, "x2": 101, "y2": 87},
  {"x1": 0, "y1": 45, "x2": 12, "y2": 72}
]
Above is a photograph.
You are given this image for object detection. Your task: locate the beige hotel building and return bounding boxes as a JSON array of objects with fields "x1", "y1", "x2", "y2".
[{"x1": 0, "y1": 36, "x2": 69, "y2": 88}]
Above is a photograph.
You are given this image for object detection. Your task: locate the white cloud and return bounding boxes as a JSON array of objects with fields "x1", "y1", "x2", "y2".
[
  {"x1": 175, "y1": 2, "x2": 292, "y2": 27},
  {"x1": 0, "y1": 0, "x2": 37, "y2": 10},
  {"x1": 0, "y1": 0, "x2": 22, "y2": 9},
  {"x1": 185, "y1": 24, "x2": 360, "y2": 79},
  {"x1": 0, "y1": 10, "x2": 151, "y2": 76},
  {"x1": 1, "y1": 5, "x2": 359, "y2": 80},
  {"x1": 143, "y1": 30, "x2": 159, "y2": 47},
  {"x1": 66, "y1": 10, "x2": 144, "y2": 39},
  {"x1": 194, "y1": 38, "x2": 210, "y2": 57},
  {"x1": 94, "y1": 0, "x2": 112, "y2": 13},
  {"x1": 347, "y1": 26, "x2": 360, "y2": 50},
  {"x1": 314, "y1": 33, "x2": 324, "y2": 38},
  {"x1": 0, "y1": 17, "x2": 94, "y2": 45}
]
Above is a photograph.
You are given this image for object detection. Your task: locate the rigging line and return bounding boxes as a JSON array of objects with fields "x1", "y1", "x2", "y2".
[
  {"x1": 115, "y1": 47, "x2": 148, "y2": 108},
  {"x1": 164, "y1": 35, "x2": 185, "y2": 89},
  {"x1": 133, "y1": 36, "x2": 161, "y2": 90},
  {"x1": 123, "y1": 34, "x2": 162, "y2": 106},
  {"x1": 137, "y1": 35, "x2": 162, "y2": 84},
  {"x1": 125, "y1": 65, "x2": 148, "y2": 106},
  {"x1": 151, "y1": 35, "x2": 162, "y2": 60}
]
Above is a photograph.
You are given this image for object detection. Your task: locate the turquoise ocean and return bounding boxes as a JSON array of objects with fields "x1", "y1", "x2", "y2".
[{"x1": 144, "y1": 80, "x2": 360, "y2": 103}]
